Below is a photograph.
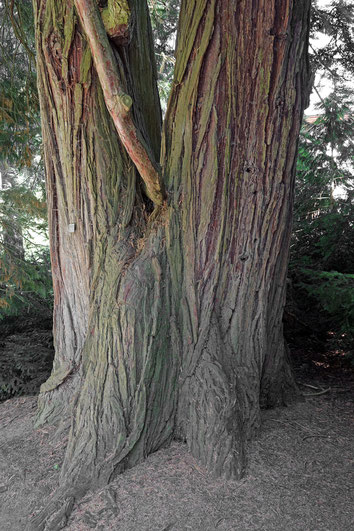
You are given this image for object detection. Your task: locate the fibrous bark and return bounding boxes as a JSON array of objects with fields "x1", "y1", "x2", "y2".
[
  {"x1": 163, "y1": 0, "x2": 311, "y2": 478},
  {"x1": 34, "y1": 0, "x2": 164, "y2": 429},
  {"x1": 74, "y1": 0, "x2": 165, "y2": 205},
  {"x1": 30, "y1": 0, "x2": 311, "y2": 528}
]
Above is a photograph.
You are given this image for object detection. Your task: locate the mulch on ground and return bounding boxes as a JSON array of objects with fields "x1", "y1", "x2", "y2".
[
  {"x1": 0, "y1": 381, "x2": 353, "y2": 530},
  {"x1": 0, "y1": 316, "x2": 54, "y2": 402}
]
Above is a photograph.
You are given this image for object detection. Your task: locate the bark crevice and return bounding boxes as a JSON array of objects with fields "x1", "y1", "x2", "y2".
[{"x1": 30, "y1": 0, "x2": 311, "y2": 527}]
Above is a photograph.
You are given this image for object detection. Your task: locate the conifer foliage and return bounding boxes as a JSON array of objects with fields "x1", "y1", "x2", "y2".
[
  {"x1": 290, "y1": 0, "x2": 354, "y2": 346},
  {"x1": 0, "y1": 0, "x2": 51, "y2": 318}
]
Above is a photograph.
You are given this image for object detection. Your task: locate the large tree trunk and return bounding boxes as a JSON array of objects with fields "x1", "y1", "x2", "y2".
[
  {"x1": 34, "y1": 0, "x2": 165, "y2": 430},
  {"x1": 163, "y1": 0, "x2": 311, "y2": 478},
  {"x1": 30, "y1": 0, "x2": 310, "y2": 528}
]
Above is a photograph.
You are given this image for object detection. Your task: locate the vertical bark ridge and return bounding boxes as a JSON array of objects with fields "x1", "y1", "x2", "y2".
[
  {"x1": 30, "y1": 1, "x2": 179, "y2": 528},
  {"x1": 60, "y1": 230, "x2": 177, "y2": 489},
  {"x1": 30, "y1": 0, "x2": 311, "y2": 526},
  {"x1": 163, "y1": 0, "x2": 311, "y2": 478},
  {"x1": 33, "y1": 0, "x2": 178, "y2": 477},
  {"x1": 74, "y1": 0, "x2": 165, "y2": 205}
]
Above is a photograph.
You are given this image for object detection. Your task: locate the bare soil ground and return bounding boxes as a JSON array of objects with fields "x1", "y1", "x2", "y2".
[
  {"x1": 1, "y1": 313, "x2": 353, "y2": 531},
  {"x1": 0, "y1": 315, "x2": 53, "y2": 402},
  {"x1": 0, "y1": 371, "x2": 353, "y2": 531}
]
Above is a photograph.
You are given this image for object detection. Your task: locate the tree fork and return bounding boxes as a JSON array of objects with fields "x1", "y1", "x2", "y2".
[
  {"x1": 28, "y1": 0, "x2": 311, "y2": 528},
  {"x1": 74, "y1": 0, "x2": 165, "y2": 205}
]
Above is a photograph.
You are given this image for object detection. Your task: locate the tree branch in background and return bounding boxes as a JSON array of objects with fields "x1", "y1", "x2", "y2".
[{"x1": 4, "y1": 0, "x2": 35, "y2": 62}]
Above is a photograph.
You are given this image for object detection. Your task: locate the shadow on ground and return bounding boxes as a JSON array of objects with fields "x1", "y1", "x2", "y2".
[
  {"x1": 0, "y1": 314, "x2": 54, "y2": 402},
  {"x1": 0, "y1": 314, "x2": 353, "y2": 530},
  {"x1": 0, "y1": 386, "x2": 353, "y2": 530}
]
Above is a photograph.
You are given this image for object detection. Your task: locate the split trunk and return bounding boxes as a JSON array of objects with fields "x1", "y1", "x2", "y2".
[{"x1": 31, "y1": 0, "x2": 310, "y2": 527}]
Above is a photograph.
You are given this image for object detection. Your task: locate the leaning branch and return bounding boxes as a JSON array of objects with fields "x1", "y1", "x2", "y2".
[{"x1": 74, "y1": 0, "x2": 165, "y2": 206}]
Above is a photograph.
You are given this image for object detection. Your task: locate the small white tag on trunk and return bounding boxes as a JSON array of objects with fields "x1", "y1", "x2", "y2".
[{"x1": 68, "y1": 223, "x2": 76, "y2": 233}]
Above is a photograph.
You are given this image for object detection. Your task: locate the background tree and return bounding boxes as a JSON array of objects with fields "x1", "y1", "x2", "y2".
[
  {"x1": 289, "y1": 88, "x2": 354, "y2": 350},
  {"x1": 310, "y1": 0, "x2": 354, "y2": 78},
  {"x1": 288, "y1": 0, "x2": 354, "y2": 352},
  {"x1": 294, "y1": 88, "x2": 354, "y2": 274},
  {"x1": 0, "y1": 0, "x2": 51, "y2": 317},
  {"x1": 0, "y1": 163, "x2": 51, "y2": 315},
  {"x1": 0, "y1": 0, "x2": 40, "y2": 167},
  {"x1": 148, "y1": 0, "x2": 179, "y2": 110}
]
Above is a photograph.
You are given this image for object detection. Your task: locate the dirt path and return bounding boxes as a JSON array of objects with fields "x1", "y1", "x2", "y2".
[{"x1": 0, "y1": 387, "x2": 353, "y2": 531}]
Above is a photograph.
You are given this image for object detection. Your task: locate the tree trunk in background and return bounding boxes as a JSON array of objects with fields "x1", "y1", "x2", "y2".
[
  {"x1": 0, "y1": 161, "x2": 25, "y2": 261},
  {"x1": 31, "y1": 0, "x2": 310, "y2": 528}
]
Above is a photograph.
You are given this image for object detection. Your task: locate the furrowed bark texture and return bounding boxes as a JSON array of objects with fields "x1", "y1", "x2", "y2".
[
  {"x1": 30, "y1": 0, "x2": 310, "y2": 528},
  {"x1": 163, "y1": 0, "x2": 311, "y2": 479},
  {"x1": 74, "y1": 0, "x2": 165, "y2": 205},
  {"x1": 32, "y1": 4, "x2": 177, "y2": 527}
]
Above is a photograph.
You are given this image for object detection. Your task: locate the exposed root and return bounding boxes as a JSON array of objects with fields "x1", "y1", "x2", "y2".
[
  {"x1": 26, "y1": 490, "x2": 76, "y2": 531},
  {"x1": 302, "y1": 388, "x2": 331, "y2": 397}
]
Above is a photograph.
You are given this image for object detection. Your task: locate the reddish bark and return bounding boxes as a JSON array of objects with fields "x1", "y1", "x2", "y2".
[{"x1": 29, "y1": 0, "x2": 311, "y2": 528}]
